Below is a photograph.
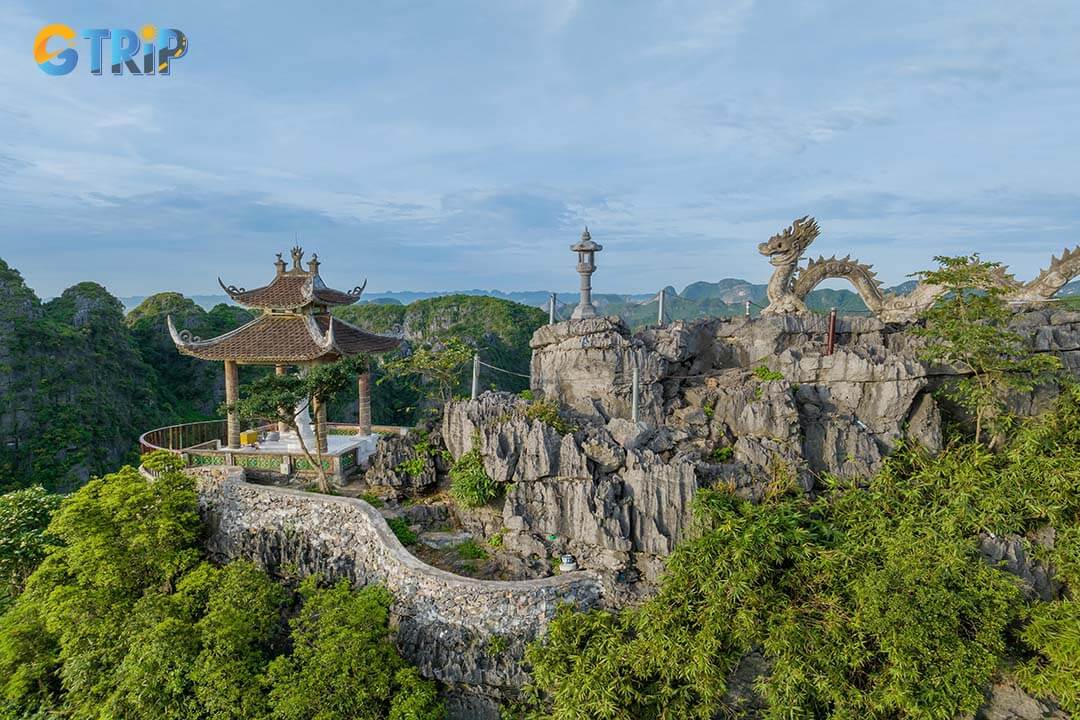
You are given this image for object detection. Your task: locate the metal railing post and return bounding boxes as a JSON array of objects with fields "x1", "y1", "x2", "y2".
[
  {"x1": 549, "y1": 293, "x2": 556, "y2": 324},
  {"x1": 745, "y1": 300, "x2": 751, "y2": 317},
  {"x1": 631, "y1": 366, "x2": 640, "y2": 423},
  {"x1": 471, "y1": 353, "x2": 480, "y2": 400},
  {"x1": 658, "y1": 288, "x2": 665, "y2": 326},
  {"x1": 826, "y1": 307, "x2": 837, "y2": 356}
]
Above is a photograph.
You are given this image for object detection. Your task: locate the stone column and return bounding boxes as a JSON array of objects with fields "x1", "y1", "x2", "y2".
[
  {"x1": 224, "y1": 360, "x2": 240, "y2": 449},
  {"x1": 314, "y1": 396, "x2": 328, "y2": 454},
  {"x1": 573, "y1": 256, "x2": 596, "y2": 319},
  {"x1": 357, "y1": 371, "x2": 372, "y2": 436},
  {"x1": 275, "y1": 365, "x2": 288, "y2": 433}
]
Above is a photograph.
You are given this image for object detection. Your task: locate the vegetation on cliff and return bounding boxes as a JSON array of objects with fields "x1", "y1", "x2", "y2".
[
  {"x1": 522, "y1": 385, "x2": 1080, "y2": 718},
  {"x1": 520, "y1": 260, "x2": 1079, "y2": 719},
  {"x1": 0, "y1": 453, "x2": 443, "y2": 720},
  {"x1": 127, "y1": 292, "x2": 255, "y2": 420},
  {"x1": 0, "y1": 255, "x2": 544, "y2": 490},
  {"x1": 0, "y1": 263, "x2": 168, "y2": 492},
  {"x1": 336, "y1": 294, "x2": 545, "y2": 424}
]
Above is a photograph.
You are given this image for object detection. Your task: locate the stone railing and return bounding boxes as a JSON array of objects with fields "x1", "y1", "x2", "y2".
[
  {"x1": 192, "y1": 467, "x2": 602, "y2": 717},
  {"x1": 140, "y1": 422, "x2": 411, "y2": 482}
]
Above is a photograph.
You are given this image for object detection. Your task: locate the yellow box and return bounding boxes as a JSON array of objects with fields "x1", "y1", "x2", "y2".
[{"x1": 240, "y1": 429, "x2": 259, "y2": 446}]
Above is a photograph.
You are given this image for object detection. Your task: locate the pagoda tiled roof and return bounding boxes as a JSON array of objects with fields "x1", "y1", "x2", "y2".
[
  {"x1": 219, "y1": 273, "x2": 365, "y2": 310},
  {"x1": 168, "y1": 312, "x2": 400, "y2": 364},
  {"x1": 218, "y1": 247, "x2": 366, "y2": 310}
]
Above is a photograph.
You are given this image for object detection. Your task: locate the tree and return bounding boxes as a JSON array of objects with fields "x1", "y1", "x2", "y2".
[
  {"x1": 228, "y1": 355, "x2": 369, "y2": 492},
  {"x1": 0, "y1": 486, "x2": 61, "y2": 609},
  {"x1": 0, "y1": 457, "x2": 443, "y2": 720},
  {"x1": 0, "y1": 462, "x2": 202, "y2": 717},
  {"x1": 912, "y1": 254, "x2": 1061, "y2": 443},
  {"x1": 379, "y1": 337, "x2": 474, "y2": 413},
  {"x1": 265, "y1": 577, "x2": 443, "y2": 720}
]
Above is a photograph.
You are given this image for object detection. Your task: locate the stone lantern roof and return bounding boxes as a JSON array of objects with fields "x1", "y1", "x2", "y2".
[{"x1": 570, "y1": 227, "x2": 603, "y2": 253}]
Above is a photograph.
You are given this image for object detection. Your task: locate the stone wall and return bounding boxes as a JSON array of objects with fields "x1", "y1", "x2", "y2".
[{"x1": 193, "y1": 467, "x2": 602, "y2": 719}]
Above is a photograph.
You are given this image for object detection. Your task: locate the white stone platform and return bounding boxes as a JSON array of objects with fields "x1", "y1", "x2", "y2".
[{"x1": 232, "y1": 431, "x2": 381, "y2": 465}]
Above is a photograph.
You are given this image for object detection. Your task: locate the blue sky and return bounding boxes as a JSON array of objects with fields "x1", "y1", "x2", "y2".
[{"x1": 1, "y1": 1, "x2": 1079, "y2": 298}]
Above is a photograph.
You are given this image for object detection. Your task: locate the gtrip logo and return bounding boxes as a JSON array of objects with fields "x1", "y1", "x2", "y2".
[{"x1": 34, "y1": 24, "x2": 188, "y2": 76}]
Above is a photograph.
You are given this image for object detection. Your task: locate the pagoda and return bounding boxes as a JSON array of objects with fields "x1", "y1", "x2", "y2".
[{"x1": 168, "y1": 246, "x2": 399, "y2": 452}]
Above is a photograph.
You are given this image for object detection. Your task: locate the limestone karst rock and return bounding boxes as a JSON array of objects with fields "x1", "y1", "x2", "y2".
[{"x1": 429, "y1": 311, "x2": 1080, "y2": 590}]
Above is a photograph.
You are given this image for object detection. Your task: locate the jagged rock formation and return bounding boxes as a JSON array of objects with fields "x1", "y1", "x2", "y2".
[
  {"x1": 364, "y1": 428, "x2": 445, "y2": 495},
  {"x1": 758, "y1": 216, "x2": 1080, "y2": 321},
  {"x1": 449, "y1": 310, "x2": 1080, "y2": 591}
]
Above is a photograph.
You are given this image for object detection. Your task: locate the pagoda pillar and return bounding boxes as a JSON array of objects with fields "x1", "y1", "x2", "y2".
[
  {"x1": 224, "y1": 360, "x2": 240, "y2": 449},
  {"x1": 357, "y1": 371, "x2": 372, "y2": 436},
  {"x1": 314, "y1": 396, "x2": 328, "y2": 454},
  {"x1": 275, "y1": 365, "x2": 289, "y2": 434}
]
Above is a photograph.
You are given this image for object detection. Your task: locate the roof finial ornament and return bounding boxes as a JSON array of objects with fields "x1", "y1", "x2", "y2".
[
  {"x1": 307, "y1": 252, "x2": 320, "y2": 275},
  {"x1": 290, "y1": 245, "x2": 304, "y2": 272},
  {"x1": 274, "y1": 252, "x2": 286, "y2": 276},
  {"x1": 582, "y1": 226, "x2": 590, "y2": 241}
]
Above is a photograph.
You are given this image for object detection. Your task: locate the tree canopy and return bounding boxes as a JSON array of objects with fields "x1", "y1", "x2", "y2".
[
  {"x1": 522, "y1": 386, "x2": 1080, "y2": 719},
  {"x1": 0, "y1": 453, "x2": 443, "y2": 720}
]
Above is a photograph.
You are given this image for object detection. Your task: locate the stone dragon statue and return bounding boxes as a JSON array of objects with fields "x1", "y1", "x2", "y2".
[{"x1": 758, "y1": 216, "x2": 1080, "y2": 322}]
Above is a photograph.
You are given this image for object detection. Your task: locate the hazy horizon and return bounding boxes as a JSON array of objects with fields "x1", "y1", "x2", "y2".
[{"x1": 2, "y1": 1, "x2": 1078, "y2": 298}]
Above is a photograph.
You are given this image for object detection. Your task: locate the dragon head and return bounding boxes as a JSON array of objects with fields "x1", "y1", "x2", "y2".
[{"x1": 758, "y1": 215, "x2": 820, "y2": 267}]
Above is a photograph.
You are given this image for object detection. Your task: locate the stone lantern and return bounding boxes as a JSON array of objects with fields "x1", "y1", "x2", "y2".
[{"x1": 570, "y1": 227, "x2": 603, "y2": 320}]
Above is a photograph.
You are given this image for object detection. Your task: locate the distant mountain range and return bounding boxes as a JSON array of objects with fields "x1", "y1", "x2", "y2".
[{"x1": 119, "y1": 278, "x2": 1080, "y2": 327}]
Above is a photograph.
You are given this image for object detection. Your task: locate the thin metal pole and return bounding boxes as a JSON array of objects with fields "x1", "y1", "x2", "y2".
[
  {"x1": 658, "y1": 288, "x2": 665, "y2": 326},
  {"x1": 745, "y1": 300, "x2": 751, "y2": 317},
  {"x1": 826, "y1": 307, "x2": 837, "y2": 356},
  {"x1": 631, "y1": 367, "x2": 640, "y2": 423},
  {"x1": 549, "y1": 293, "x2": 556, "y2": 324},
  {"x1": 471, "y1": 353, "x2": 480, "y2": 400}
]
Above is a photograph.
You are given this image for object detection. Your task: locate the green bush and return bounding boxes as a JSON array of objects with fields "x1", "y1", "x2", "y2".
[
  {"x1": 455, "y1": 540, "x2": 488, "y2": 561},
  {"x1": 0, "y1": 485, "x2": 61, "y2": 607},
  {"x1": 360, "y1": 492, "x2": 385, "y2": 508},
  {"x1": 265, "y1": 578, "x2": 443, "y2": 720},
  {"x1": 449, "y1": 448, "x2": 497, "y2": 508},
  {"x1": 753, "y1": 365, "x2": 784, "y2": 382},
  {"x1": 0, "y1": 462, "x2": 443, "y2": 720},
  {"x1": 708, "y1": 446, "x2": 733, "y2": 463},
  {"x1": 524, "y1": 386, "x2": 1080, "y2": 719},
  {"x1": 524, "y1": 399, "x2": 574, "y2": 436},
  {"x1": 387, "y1": 517, "x2": 417, "y2": 546}
]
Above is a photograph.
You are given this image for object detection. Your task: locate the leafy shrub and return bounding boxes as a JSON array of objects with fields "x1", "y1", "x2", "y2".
[
  {"x1": 486, "y1": 634, "x2": 509, "y2": 657},
  {"x1": 708, "y1": 446, "x2": 733, "y2": 463},
  {"x1": 0, "y1": 486, "x2": 61, "y2": 606},
  {"x1": 395, "y1": 432, "x2": 451, "y2": 478},
  {"x1": 387, "y1": 517, "x2": 417, "y2": 546},
  {"x1": 524, "y1": 386, "x2": 1080, "y2": 719},
  {"x1": 455, "y1": 539, "x2": 488, "y2": 560},
  {"x1": 524, "y1": 399, "x2": 574, "y2": 435},
  {"x1": 449, "y1": 448, "x2": 497, "y2": 508},
  {"x1": 0, "y1": 462, "x2": 443, "y2": 720},
  {"x1": 140, "y1": 449, "x2": 187, "y2": 475},
  {"x1": 360, "y1": 492, "x2": 385, "y2": 508},
  {"x1": 1016, "y1": 599, "x2": 1080, "y2": 713},
  {"x1": 519, "y1": 389, "x2": 535, "y2": 402},
  {"x1": 265, "y1": 578, "x2": 443, "y2": 720},
  {"x1": 753, "y1": 365, "x2": 784, "y2": 382}
]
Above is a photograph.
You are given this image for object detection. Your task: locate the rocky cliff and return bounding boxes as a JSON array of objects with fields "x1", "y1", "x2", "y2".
[
  {"x1": 432, "y1": 311, "x2": 1080, "y2": 591},
  {"x1": 0, "y1": 263, "x2": 171, "y2": 491}
]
